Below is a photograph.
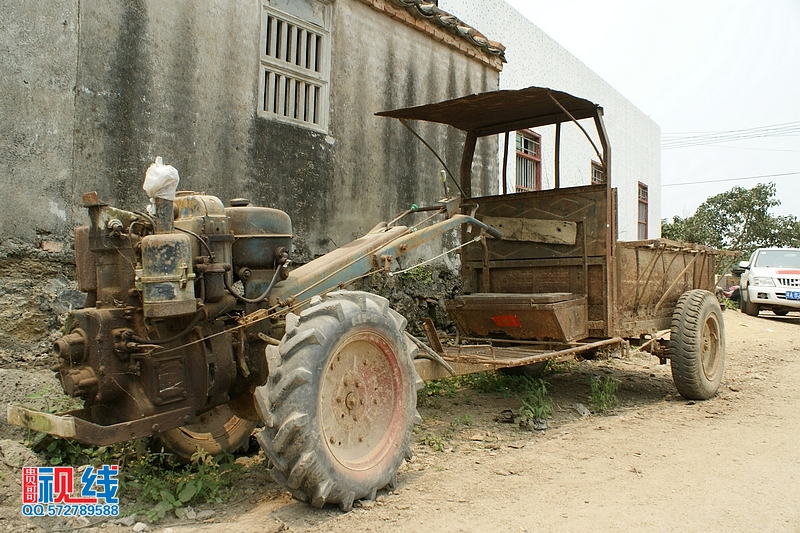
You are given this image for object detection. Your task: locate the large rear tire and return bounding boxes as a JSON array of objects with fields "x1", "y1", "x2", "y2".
[
  {"x1": 670, "y1": 289, "x2": 725, "y2": 400},
  {"x1": 158, "y1": 404, "x2": 256, "y2": 461},
  {"x1": 255, "y1": 291, "x2": 420, "y2": 511}
]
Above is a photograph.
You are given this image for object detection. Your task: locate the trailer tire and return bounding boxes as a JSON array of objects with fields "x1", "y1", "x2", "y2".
[
  {"x1": 669, "y1": 289, "x2": 725, "y2": 400},
  {"x1": 254, "y1": 291, "x2": 420, "y2": 511}
]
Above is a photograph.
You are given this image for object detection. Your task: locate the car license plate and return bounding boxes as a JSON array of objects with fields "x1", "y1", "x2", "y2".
[{"x1": 786, "y1": 290, "x2": 800, "y2": 300}]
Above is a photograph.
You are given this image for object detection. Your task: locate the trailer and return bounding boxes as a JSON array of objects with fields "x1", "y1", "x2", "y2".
[{"x1": 379, "y1": 87, "x2": 738, "y2": 400}]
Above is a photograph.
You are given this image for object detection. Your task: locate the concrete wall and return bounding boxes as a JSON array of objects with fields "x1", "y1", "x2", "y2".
[
  {"x1": 1, "y1": 0, "x2": 499, "y2": 261},
  {"x1": 440, "y1": 0, "x2": 661, "y2": 241},
  {"x1": 0, "y1": 0, "x2": 79, "y2": 243}
]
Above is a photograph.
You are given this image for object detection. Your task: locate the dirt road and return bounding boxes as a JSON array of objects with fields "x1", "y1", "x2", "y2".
[{"x1": 3, "y1": 309, "x2": 799, "y2": 532}]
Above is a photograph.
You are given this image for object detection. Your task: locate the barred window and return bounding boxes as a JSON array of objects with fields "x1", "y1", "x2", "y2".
[
  {"x1": 638, "y1": 182, "x2": 648, "y2": 240},
  {"x1": 591, "y1": 161, "x2": 605, "y2": 184},
  {"x1": 515, "y1": 130, "x2": 542, "y2": 192},
  {"x1": 259, "y1": 1, "x2": 331, "y2": 131}
]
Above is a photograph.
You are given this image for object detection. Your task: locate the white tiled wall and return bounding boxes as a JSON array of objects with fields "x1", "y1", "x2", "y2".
[{"x1": 441, "y1": 0, "x2": 661, "y2": 240}]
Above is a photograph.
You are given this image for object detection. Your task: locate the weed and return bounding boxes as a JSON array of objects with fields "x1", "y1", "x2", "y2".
[
  {"x1": 723, "y1": 298, "x2": 739, "y2": 311},
  {"x1": 461, "y1": 371, "x2": 543, "y2": 397},
  {"x1": 588, "y1": 375, "x2": 620, "y2": 413},
  {"x1": 452, "y1": 414, "x2": 474, "y2": 426},
  {"x1": 417, "y1": 430, "x2": 447, "y2": 452},
  {"x1": 517, "y1": 379, "x2": 554, "y2": 428},
  {"x1": 547, "y1": 359, "x2": 577, "y2": 374},
  {"x1": 128, "y1": 447, "x2": 241, "y2": 521},
  {"x1": 24, "y1": 385, "x2": 82, "y2": 414},
  {"x1": 28, "y1": 434, "x2": 242, "y2": 522},
  {"x1": 398, "y1": 264, "x2": 434, "y2": 284},
  {"x1": 418, "y1": 378, "x2": 458, "y2": 407}
]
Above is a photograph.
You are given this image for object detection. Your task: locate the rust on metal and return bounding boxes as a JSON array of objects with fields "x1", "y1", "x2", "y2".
[
  {"x1": 421, "y1": 318, "x2": 445, "y2": 354},
  {"x1": 448, "y1": 292, "x2": 588, "y2": 342},
  {"x1": 413, "y1": 337, "x2": 626, "y2": 381},
  {"x1": 377, "y1": 86, "x2": 601, "y2": 138},
  {"x1": 7, "y1": 405, "x2": 195, "y2": 446}
]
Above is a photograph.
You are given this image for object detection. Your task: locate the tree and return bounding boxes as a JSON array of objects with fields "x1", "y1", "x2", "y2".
[{"x1": 661, "y1": 182, "x2": 800, "y2": 255}]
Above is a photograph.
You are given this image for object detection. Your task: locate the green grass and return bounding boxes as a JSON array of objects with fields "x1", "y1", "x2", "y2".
[
  {"x1": 588, "y1": 375, "x2": 620, "y2": 413},
  {"x1": 24, "y1": 390, "x2": 242, "y2": 522},
  {"x1": 418, "y1": 372, "x2": 556, "y2": 430}
]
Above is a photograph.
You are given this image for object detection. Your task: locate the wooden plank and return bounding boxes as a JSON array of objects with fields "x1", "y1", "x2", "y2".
[{"x1": 479, "y1": 216, "x2": 577, "y2": 245}]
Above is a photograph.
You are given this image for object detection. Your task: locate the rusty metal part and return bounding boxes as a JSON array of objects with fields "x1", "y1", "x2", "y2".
[
  {"x1": 448, "y1": 337, "x2": 623, "y2": 368},
  {"x1": 74, "y1": 226, "x2": 97, "y2": 295},
  {"x1": 405, "y1": 333, "x2": 455, "y2": 376},
  {"x1": 269, "y1": 213, "x2": 501, "y2": 313},
  {"x1": 448, "y1": 293, "x2": 588, "y2": 342},
  {"x1": 53, "y1": 329, "x2": 88, "y2": 363},
  {"x1": 421, "y1": 318, "x2": 445, "y2": 354},
  {"x1": 461, "y1": 185, "x2": 610, "y2": 336},
  {"x1": 61, "y1": 367, "x2": 99, "y2": 399},
  {"x1": 412, "y1": 337, "x2": 625, "y2": 382},
  {"x1": 7, "y1": 405, "x2": 195, "y2": 446},
  {"x1": 615, "y1": 239, "x2": 738, "y2": 338},
  {"x1": 151, "y1": 197, "x2": 175, "y2": 234},
  {"x1": 377, "y1": 86, "x2": 601, "y2": 138},
  {"x1": 137, "y1": 232, "x2": 197, "y2": 318}
]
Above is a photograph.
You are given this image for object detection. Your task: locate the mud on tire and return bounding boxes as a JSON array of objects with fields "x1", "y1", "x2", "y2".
[
  {"x1": 254, "y1": 291, "x2": 420, "y2": 511},
  {"x1": 669, "y1": 289, "x2": 725, "y2": 400}
]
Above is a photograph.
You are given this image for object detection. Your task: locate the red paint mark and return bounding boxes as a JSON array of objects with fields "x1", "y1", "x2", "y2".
[
  {"x1": 777, "y1": 270, "x2": 800, "y2": 275},
  {"x1": 492, "y1": 315, "x2": 521, "y2": 328}
]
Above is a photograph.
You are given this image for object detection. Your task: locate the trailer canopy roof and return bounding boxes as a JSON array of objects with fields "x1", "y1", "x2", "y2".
[{"x1": 376, "y1": 86, "x2": 602, "y2": 137}]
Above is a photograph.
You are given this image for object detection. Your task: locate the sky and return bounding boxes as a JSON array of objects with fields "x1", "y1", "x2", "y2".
[{"x1": 504, "y1": 0, "x2": 800, "y2": 220}]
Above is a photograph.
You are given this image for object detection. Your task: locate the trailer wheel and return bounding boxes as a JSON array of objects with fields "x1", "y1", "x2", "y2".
[
  {"x1": 158, "y1": 404, "x2": 256, "y2": 461},
  {"x1": 669, "y1": 289, "x2": 725, "y2": 400},
  {"x1": 254, "y1": 291, "x2": 420, "y2": 511}
]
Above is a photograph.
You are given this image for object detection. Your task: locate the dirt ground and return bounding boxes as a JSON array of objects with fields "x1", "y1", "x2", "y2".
[{"x1": 2, "y1": 308, "x2": 799, "y2": 532}]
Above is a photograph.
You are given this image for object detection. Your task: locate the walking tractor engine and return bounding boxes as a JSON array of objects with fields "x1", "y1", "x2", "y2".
[
  {"x1": 14, "y1": 158, "x2": 294, "y2": 459},
  {"x1": 8, "y1": 156, "x2": 502, "y2": 511}
]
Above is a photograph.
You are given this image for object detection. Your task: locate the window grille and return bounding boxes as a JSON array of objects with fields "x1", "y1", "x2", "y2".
[
  {"x1": 515, "y1": 131, "x2": 541, "y2": 192},
  {"x1": 259, "y1": 4, "x2": 330, "y2": 131},
  {"x1": 638, "y1": 182, "x2": 649, "y2": 239}
]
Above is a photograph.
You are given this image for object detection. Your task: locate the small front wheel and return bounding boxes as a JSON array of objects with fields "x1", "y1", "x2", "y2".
[
  {"x1": 670, "y1": 289, "x2": 725, "y2": 400},
  {"x1": 158, "y1": 404, "x2": 256, "y2": 461}
]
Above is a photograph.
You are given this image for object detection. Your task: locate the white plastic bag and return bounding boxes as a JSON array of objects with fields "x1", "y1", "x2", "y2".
[{"x1": 143, "y1": 156, "x2": 180, "y2": 200}]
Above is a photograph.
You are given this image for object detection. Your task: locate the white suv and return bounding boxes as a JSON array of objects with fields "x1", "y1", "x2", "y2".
[{"x1": 739, "y1": 247, "x2": 800, "y2": 316}]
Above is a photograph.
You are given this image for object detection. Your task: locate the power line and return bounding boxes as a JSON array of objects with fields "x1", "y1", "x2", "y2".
[
  {"x1": 661, "y1": 120, "x2": 800, "y2": 136},
  {"x1": 701, "y1": 144, "x2": 800, "y2": 153},
  {"x1": 662, "y1": 171, "x2": 800, "y2": 187},
  {"x1": 661, "y1": 121, "x2": 800, "y2": 149}
]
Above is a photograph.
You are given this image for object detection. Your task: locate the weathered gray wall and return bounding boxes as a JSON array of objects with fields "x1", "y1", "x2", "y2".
[
  {"x1": 0, "y1": 0, "x2": 79, "y2": 242},
  {"x1": 0, "y1": 0, "x2": 499, "y2": 367},
  {"x1": 0, "y1": 0, "x2": 498, "y2": 261}
]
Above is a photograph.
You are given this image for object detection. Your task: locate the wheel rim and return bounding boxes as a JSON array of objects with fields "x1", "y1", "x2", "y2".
[
  {"x1": 700, "y1": 313, "x2": 722, "y2": 381},
  {"x1": 319, "y1": 330, "x2": 405, "y2": 472}
]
